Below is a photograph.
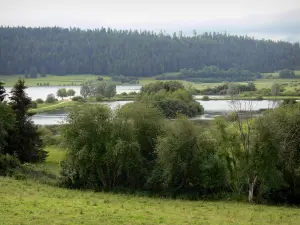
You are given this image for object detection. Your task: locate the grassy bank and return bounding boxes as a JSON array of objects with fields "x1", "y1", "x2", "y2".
[
  {"x1": 1, "y1": 147, "x2": 300, "y2": 224},
  {"x1": 88, "y1": 94, "x2": 137, "y2": 102},
  {"x1": 1, "y1": 177, "x2": 299, "y2": 225},
  {"x1": 29, "y1": 101, "x2": 80, "y2": 114}
]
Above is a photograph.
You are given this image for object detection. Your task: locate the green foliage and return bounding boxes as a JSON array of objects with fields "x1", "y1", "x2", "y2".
[
  {"x1": 202, "y1": 95, "x2": 209, "y2": 101},
  {"x1": 29, "y1": 66, "x2": 38, "y2": 78},
  {"x1": 279, "y1": 69, "x2": 296, "y2": 78},
  {"x1": 156, "y1": 66, "x2": 261, "y2": 82},
  {"x1": 202, "y1": 82, "x2": 256, "y2": 95},
  {"x1": 59, "y1": 104, "x2": 226, "y2": 198},
  {"x1": 38, "y1": 126, "x2": 62, "y2": 146},
  {"x1": 95, "y1": 94, "x2": 104, "y2": 102},
  {"x1": 104, "y1": 83, "x2": 116, "y2": 99},
  {"x1": 112, "y1": 75, "x2": 138, "y2": 84},
  {"x1": 71, "y1": 96, "x2": 85, "y2": 102},
  {"x1": 0, "y1": 81, "x2": 7, "y2": 102},
  {"x1": 4, "y1": 79, "x2": 47, "y2": 163},
  {"x1": 56, "y1": 88, "x2": 67, "y2": 100},
  {"x1": 36, "y1": 98, "x2": 44, "y2": 104},
  {"x1": 90, "y1": 82, "x2": 117, "y2": 99},
  {"x1": 282, "y1": 98, "x2": 297, "y2": 105},
  {"x1": 117, "y1": 102, "x2": 163, "y2": 163},
  {"x1": 149, "y1": 117, "x2": 228, "y2": 197},
  {"x1": 139, "y1": 81, "x2": 203, "y2": 118},
  {"x1": 0, "y1": 103, "x2": 15, "y2": 153},
  {"x1": 67, "y1": 89, "x2": 76, "y2": 97},
  {"x1": 154, "y1": 98, "x2": 203, "y2": 118},
  {"x1": 80, "y1": 84, "x2": 91, "y2": 99},
  {"x1": 227, "y1": 83, "x2": 240, "y2": 97},
  {"x1": 252, "y1": 105, "x2": 300, "y2": 203},
  {"x1": 1, "y1": 27, "x2": 300, "y2": 76},
  {"x1": 0, "y1": 154, "x2": 20, "y2": 176},
  {"x1": 45, "y1": 94, "x2": 56, "y2": 103},
  {"x1": 30, "y1": 101, "x2": 37, "y2": 109},
  {"x1": 255, "y1": 95, "x2": 264, "y2": 100},
  {"x1": 271, "y1": 83, "x2": 280, "y2": 96},
  {"x1": 59, "y1": 104, "x2": 144, "y2": 190},
  {"x1": 141, "y1": 81, "x2": 184, "y2": 94}
]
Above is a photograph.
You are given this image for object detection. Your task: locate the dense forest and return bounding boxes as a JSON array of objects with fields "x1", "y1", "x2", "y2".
[
  {"x1": 156, "y1": 66, "x2": 262, "y2": 82},
  {"x1": 1, "y1": 26, "x2": 300, "y2": 77}
]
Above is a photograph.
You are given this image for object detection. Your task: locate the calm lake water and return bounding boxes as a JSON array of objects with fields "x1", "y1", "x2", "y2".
[
  {"x1": 5, "y1": 85, "x2": 141, "y2": 100},
  {"x1": 31, "y1": 100, "x2": 279, "y2": 125}
]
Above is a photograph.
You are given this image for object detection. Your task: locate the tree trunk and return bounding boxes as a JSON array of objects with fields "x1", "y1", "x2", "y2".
[{"x1": 248, "y1": 176, "x2": 257, "y2": 203}]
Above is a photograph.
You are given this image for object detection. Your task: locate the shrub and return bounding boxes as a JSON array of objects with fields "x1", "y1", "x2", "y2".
[
  {"x1": 72, "y1": 96, "x2": 85, "y2": 102},
  {"x1": 96, "y1": 94, "x2": 104, "y2": 102},
  {"x1": 36, "y1": 98, "x2": 44, "y2": 104},
  {"x1": 59, "y1": 105, "x2": 145, "y2": 190},
  {"x1": 45, "y1": 94, "x2": 56, "y2": 103},
  {"x1": 282, "y1": 99, "x2": 297, "y2": 105},
  {"x1": 227, "y1": 112, "x2": 239, "y2": 122},
  {"x1": 0, "y1": 154, "x2": 21, "y2": 176},
  {"x1": 30, "y1": 101, "x2": 37, "y2": 108},
  {"x1": 202, "y1": 95, "x2": 209, "y2": 101},
  {"x1": 38, "y1": 126, "x2": 62, "y2": 146},
  {"x1": 255, "y1": 95, "x2": 264, "y2": 100},
  {"x1": 279, "y1": 69, "x2": 296, "y2": 78},
  {"x1": 148, "y1": 117, "x2": 228, "y2": 196}
]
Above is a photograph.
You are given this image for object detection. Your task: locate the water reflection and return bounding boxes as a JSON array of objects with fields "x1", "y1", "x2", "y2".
[
  {"x1": 32, "y1": 100, "x2": 280, "y2": 125},
  {"x1": 5, "y1": 85, "x2": 141, "y2": 100}
]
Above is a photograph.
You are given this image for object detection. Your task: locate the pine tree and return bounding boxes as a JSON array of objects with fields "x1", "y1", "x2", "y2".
[
  {"x1": 5, "y1": 79, "x2": 47, "y2": 162},
  {"x1": 0, "y1": 81, "x2": 6, "y2": 102}
]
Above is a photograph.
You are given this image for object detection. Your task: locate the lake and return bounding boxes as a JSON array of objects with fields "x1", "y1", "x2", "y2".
[
  {"x1": 31, "y1": 100, "x2": 279, "y2": 125},
  {"x1": 4, "y1": 85, "x2": 141, "y2": 100}
]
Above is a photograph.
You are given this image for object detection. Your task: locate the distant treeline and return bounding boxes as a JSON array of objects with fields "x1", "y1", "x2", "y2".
[
  {"x1": 1, "y1": 27, "x2": 300, "y2": 76},
  {"x1": 111, "y1": 75, "x2": 139, "y2": 84},
  {"x1": 156, "y1": 66, "x2": 261, "y2": 82}
]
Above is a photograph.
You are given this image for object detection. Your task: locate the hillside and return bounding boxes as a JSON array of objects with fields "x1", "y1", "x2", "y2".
[
  {"x1": 1, "y1": 178, "x2": 300, "y2": 225},
  {"x1": 1, "y1": 27, "x2": 300, "y2": 77}
]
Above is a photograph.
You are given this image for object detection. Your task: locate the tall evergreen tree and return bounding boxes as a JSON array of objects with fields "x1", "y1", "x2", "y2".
[
  {"x1": 0, "y1": 27, "x2": 299, "y2": 76},
  {"x1": 5, "y1": 79, "x2": 47, "y2": 162},
  {"x1": 0, "y1": 81, "x2": 6, "y2": 102}
]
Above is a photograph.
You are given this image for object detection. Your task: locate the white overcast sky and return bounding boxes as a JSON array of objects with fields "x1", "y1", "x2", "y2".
[{"x1": 1, "y1": 0, "x2": 300, "y2": 41}]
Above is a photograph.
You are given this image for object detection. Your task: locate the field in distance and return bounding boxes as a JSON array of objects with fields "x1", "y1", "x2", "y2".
[
  {"x1": 1, "y1": 71, "x2": 300, "y2": 91},
  {"x1": 0, "y1": 74, "x2": 111, "y2": 87},
  {"x1": 139, "y1": 71, "x2": 300, "y2": 90},
  {"x1": 1, "y1": 147, "x2": 300, "y2": 225}
]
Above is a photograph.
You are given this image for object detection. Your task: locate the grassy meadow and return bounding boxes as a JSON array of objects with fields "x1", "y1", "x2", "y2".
[
  {"x1": 29, "y1": 101, "x2": 80, "y2": 114},
  {"x1": 1, "y1": 71, "x2": 300, "y2": 91},
  {"x1": 139, "y1": 71, "x2": 300, "y2": 91},
  {"x1": 1, "y1": 146, "x2": 300, "y2": 225},
  {"x1": 0, "y1": 74, "x2": 111, "y2": 87}
]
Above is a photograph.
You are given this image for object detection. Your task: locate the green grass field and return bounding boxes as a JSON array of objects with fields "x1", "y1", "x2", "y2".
[
  {"x1": 32, "y1": 146, "x2": 66, "y2": 176},
  {"x1": 1, "y1": 146, "x2": 300, "y2": 224},
  {"x1": 2, "y1": 176, "x2": 300, "y2": 225},
  {"x1": 2, "y1": 72, "x2": 300, "y2": 90},
  {"x1": 0, "y1": 74, "x2": 111, "y2": 87},
  {"x1": 29, "y1": 101, "x2": 80, "y2": 114},
  {"x1": 140, "y1": 75, "x2": 300, "y2": 91}
]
